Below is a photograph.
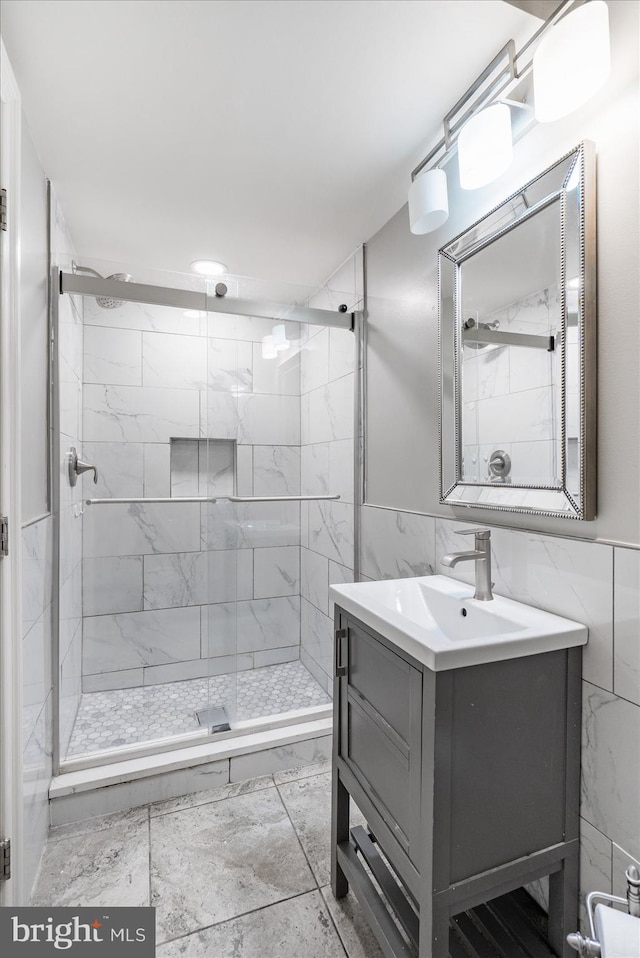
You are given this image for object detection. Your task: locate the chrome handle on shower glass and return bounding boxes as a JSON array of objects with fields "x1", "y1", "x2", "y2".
[{"x1": 68, "y1": 447, "x2": 99, "y2": 487}]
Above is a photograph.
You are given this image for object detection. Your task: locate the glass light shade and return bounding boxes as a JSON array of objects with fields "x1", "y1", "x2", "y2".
[
  {"x1": 261, "y1": 335, "x2": 277, "y2": 359},
  {"x1": 408, "y1": 168, "x2": 449, "y2": 234},
  {"x1": 272, "y1": 324, "x2": 289, "y2": 351},
  {"x1": 458, "y1": 103, "x2": 513, "y2": 190},
  {"x1": 533, "y1": 1, "x2": 610, "y2": 123}
]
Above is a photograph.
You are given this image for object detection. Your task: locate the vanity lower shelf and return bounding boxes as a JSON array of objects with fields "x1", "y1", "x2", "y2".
[{"x1": 330, "y1": 607, "x2": 582, "y2": 958}]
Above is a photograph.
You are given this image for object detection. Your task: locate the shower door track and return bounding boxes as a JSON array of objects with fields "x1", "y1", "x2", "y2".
[{"x1": 59, "y1": 271, "x2": 357, "y2": 330}]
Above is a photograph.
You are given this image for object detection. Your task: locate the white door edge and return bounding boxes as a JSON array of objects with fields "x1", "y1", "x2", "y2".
[{"x1": 0, "y1": 38, "x2": 25, "y2": 905}]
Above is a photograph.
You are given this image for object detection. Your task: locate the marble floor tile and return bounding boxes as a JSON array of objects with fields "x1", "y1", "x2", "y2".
[
  {"x1": 150, "y1": 788, "x2": 316, "y2": 942},
  {"x1": 277, "y1": 771, "x2": 365, "y2": 887},
  {"x1": 150, "y1": 774, "x2": 275, "y2": 818},
  {"x1": 320, "y1": 886, "x2": 385, "y2": 958},
  {"x1": 31, "y1": 817, "x2": 150, "y2": 908},
  {"x1": 156, "y1": 890, "x2": 346, "y2": 957},
  {"x1": 48, "y1": 805, "x2": 150, "y2": 842}
]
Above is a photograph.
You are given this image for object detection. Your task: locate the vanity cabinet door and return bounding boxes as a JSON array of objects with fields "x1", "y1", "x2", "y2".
[{"x1": 337, "y1": 616, "x2": 423, "y2": 859}]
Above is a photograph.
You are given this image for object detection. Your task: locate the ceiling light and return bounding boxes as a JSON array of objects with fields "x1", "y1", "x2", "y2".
[
  {"x1": 191, "y1": 260, "x2": 227, "y2": 276},
  {"x1": 458, "y1": 103, "x2": 513, "y2": 190},
  {"x1": 408, "y1": 168, "x2": 449, "y2": 235},
  {"x1": 533, "y1": 1, "x2": 610, "y2": 123}
]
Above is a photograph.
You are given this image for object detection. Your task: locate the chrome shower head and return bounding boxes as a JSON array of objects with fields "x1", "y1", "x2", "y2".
[{"x1": 71, "y1": 262, "x2": 133, "y2": 308}]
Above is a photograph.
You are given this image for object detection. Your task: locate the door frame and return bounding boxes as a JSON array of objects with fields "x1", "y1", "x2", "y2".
[{"x1": 0, "y1": 39, "x2": 25, "y2": 905}]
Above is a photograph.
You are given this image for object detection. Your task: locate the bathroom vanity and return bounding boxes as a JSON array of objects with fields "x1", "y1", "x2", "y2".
[{"x1": 330, "y1": 576, "x2": 587, "y2": 958}]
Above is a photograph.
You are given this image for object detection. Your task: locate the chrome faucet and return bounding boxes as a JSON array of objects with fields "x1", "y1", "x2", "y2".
[{"x1": 441, "y1": 528, "x2": 493, "y2": 601}]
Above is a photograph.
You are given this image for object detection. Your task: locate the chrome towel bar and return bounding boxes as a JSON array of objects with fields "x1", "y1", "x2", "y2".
[
  {"x1": 85, "y1": 497, "x2": 217, "y2": 505},
  {"x1": 227, "y1": 495, "x2": 341, "y2": 503}
]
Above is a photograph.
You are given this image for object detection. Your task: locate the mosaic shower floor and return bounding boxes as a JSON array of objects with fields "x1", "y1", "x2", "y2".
[{"x1": 66, "y1": 660, "x2": 331, "y2": 758}]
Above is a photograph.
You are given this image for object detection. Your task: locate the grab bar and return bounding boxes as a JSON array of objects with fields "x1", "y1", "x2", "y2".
[
  {"x1": 85, "y1": 497, "x2": 217, "y2": 505},
  {"x1": 227, "y1": 495, "x2": 341, "y2": 503}
]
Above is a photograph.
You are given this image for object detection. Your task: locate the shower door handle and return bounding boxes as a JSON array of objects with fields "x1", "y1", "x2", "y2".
[{"x1": 68, "y1": 448, "x2": 99, "y2": 487}]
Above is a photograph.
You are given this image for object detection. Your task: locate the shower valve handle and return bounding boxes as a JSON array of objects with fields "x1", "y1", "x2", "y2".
[{"x1": 68, "y1": 447, "x2": 99, "y2": 487}]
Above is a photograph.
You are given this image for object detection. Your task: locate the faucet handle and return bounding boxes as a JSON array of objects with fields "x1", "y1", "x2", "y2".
[{"x1": 456, "y1": 527, "x2": 491, "y2": 540}]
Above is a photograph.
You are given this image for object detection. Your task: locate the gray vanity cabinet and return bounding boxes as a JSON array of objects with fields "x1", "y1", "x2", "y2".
[{"x1": 331, "y1": 607, "x2": 581, "y2": 958}]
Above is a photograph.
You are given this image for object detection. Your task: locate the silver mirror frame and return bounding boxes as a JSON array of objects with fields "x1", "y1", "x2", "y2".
[{"x1": 438, "y1": 141, "x2": 596, "y2": 520}]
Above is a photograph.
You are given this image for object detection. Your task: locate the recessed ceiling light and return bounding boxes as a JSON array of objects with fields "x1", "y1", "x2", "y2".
[{"x1": 191, "y1": 259, "x2": 226, "y2": 276}]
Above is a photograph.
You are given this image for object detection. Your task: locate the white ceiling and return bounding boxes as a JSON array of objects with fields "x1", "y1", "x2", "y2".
[{"x1": 1, "y1": 0, "x2": 536, "y2": 287}]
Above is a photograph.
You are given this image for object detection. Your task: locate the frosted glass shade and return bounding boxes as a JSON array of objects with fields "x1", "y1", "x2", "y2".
[
  {"x1": 261, "y1": 335, "x2": 277, "y2": 359},
  {"x1": 458, "y1": 103, "x2": 513, "y2": 190},
  {"x1": 534, "y1": 0, "x2": 610, "y2": 122},
  {"x1": 272, "y1": 324, "x2": 289, "y2": 351},
  {"x1": 408, "y1": 168, "x2": 449, "y2": 234}
]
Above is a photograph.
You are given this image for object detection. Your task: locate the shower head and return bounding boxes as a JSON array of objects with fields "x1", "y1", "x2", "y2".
[{"x1": 71, "y1": 262, "x2": 133, "y2": 308}]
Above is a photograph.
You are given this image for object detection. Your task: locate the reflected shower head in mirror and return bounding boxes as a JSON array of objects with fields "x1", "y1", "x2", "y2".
[{"x1": 71, "y1": 261, "x2": 133, "y2": 308}]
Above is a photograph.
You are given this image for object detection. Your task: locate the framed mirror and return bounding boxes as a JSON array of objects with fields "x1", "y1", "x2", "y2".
[{"x1": 439, "y1": 141, "x2": 596, "y2": 520}]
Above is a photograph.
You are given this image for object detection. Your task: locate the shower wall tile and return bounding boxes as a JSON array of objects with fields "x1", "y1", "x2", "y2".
[
  {"x1": 301, "y1": 597, "x2": 333, "y2": 683},
  {"x1": 301, "y1": 443, "x2": 329, "y2": 496},
  {"x1": 328, "y1": 560, "x2": 354, "y2": 618},
  {"x1": 209, "y1": 338, "x2": 252, "y2": 393},
  {"x1": 329, "y1": 439, "x2": 354, "y2": 503},
  {"x1": 84, "y1": 326, "x2": 142, "y2": 386},
  {"x1": 300, "y1": 648, "x2": 332, "y2": 698},
  {"x1": 237, "y1": 393, "x2": 300, "y2": 445},
  {"x1": 83, "y1": 299, "x2": 203, "y2": 337},
  {"x1": 83, "y1": 556, "x2": 144, "y2": 616},
  {"x1": 612, "y1": 843, "x2": 640, "y2": 899},
  {"x1": 308, "y1": 500, "x2": 354, "y2": 568},
  {"x1": 252, "y1": 343, "x2": 300, "y2": 396},
  {"x1": 202, "y1": 389, "x2": 238, "y2": 440},
  {"x1": 579, "y1": 819, "x2": 612, "y2": 930},
  {"x1": 143, "y1": 549, "x2": 253, "y2": 610},
  {"x1": 143, "y1": 443, "x2": 171, "y2": 497},
  {"x1": 613, "y1": 546, "x2": 640, "y2": 706},
  {"x1": 253, "y1": 445, "x2": 300, "y2": 496},
  {"x1": 253, "y1": 646, "x2": 300, "y2": 668},
  {"x1": 59, "y1": 560, "x2": 82, "y2": 660},
  {"x1": 59, "y1": 624, "x2": 83, "y2": 758},
  {"x1": 361, "y1": 507, "x2": 435, "y2": 581},
  {"x1": 83, "y1": 668, "x2": 145, "y2": 693},
  {"x1": 205, "y1": 312, "x2": 280, "y2": 344},
  {"x1": 82, "y1": 441, "x2": 144, "y2": 499},
  {"x1": 236, "y1": 445, "x2": 253, "y2": 496},
  {"x1": 253, "y1": 546, "x2": 300, "y2": 599},
  {"x1": 301, "y1": 547, "x2": 329, "y2": 616},
  {"x1": 84, "y1": 384, "x2": 200, "y2": 443},
  {"x1": 142, "y1": 653, "x2": 253, "y2": 686},
  {"x1": 84, "y1": 501, "x2": 201, "y2": 557},
  {"x1": 307, "y1": 374, "x2": 354, "y2": 444},
  {"x1": 22, "y1": 692, "x2": 54, "y2": 900},
  {"x1": 301, "y1": 328, "x2": 329, "y2": 394},
  {"x1": 83, "y1": 606, "x2": 201, "y2": 674},
  {"x1": 477, "y1": 385, "x2": 553, "y2": 446},
  {"x1": 205, "y1": 500, "x2": 300, "y2": 551},
  {"x1": 22, "y1": 517, "x2": 54, "y2": 634},
  {"x1": 142, "y1": 332, "x2": 207, "y2": 390},
  {"x1": 207, "y1": 596, "x2": 301, "y2": 655},
  {"x1": 22, "y1": 615, "x2": 51, "y2": 748},
  {"x1": 581, "y1": 681, "x2": 640, "y2": 862},
  {"x1": 328, "y1": 327, "x2": 355, "y2": 384}
]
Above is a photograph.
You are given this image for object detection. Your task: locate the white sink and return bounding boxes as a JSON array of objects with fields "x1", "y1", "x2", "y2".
[{"x1": 329, "y1": 575, "x2": 588, "y2": 671}]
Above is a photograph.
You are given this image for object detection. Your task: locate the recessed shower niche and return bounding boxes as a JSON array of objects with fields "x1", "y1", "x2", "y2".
[{"x1": 170, "y1": 438, "x2": 235, "y2": 497}]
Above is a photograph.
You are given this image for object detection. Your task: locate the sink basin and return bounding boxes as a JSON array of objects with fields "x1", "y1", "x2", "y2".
[{"x1": 329, "y1": 575, "x2": 588, "y2": 671}]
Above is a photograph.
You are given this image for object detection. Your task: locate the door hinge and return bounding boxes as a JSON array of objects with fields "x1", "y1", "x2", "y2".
[
  {"x1": 0, "y1": 190, "x2": 7, "y2": 231},
  {"x1": 0, "y1": 516, "x2": 8, "y2": 558},
  {"x1": 335, "y1": 628, "x2": 347, "y2": 677},
  {"x1": 0, "y1": 839, "x2": 10, "y2": 881}
]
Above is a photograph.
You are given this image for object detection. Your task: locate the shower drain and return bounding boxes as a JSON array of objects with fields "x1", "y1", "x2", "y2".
[{"x1": 194, "y1": 706, "x2": 231, "y2": 733}]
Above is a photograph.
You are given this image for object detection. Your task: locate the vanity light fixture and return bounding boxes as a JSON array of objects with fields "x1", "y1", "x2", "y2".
[
  {"x1": 408, "y1": 0, "x2": 610, "y2": 233},
  {"x1": 533, "y1": 0, "x2": 610, "y2": 122},
  {"x1": 191, "y1": 259, "x2": 227, "y2": 276},
  {"x1": 458, "y1": 103, "x2": 513, "y2": 190}
]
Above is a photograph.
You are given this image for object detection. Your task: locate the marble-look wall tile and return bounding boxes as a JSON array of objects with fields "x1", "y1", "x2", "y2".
[
  {"x1": 236, "y1": 445, "x2": 253, "y2": 496},
  {"x1": 252, "y1": 343, "x2": 300, "y2": 396},
  {"x1": 202, "y1": 389, "x2": 238, "y2": 440},
  {"x1": 361, "y1": 506, "x2": 435, "y2": 580},
  {"x1": 143, "y1": 443, "x2": 171, "y2": 497},
  {"x1": 143, "y1": 332, "x2": 207, "y2": 389},
  {"x1": 83, "y1": 606, "x2": 202, "y2": 673},
  {"x1": 612, "y1": 843, "x2": 640, "y2": 898},
  {"x1": 329, "y1": 439, "x2": 354, "y2": 503},
  {"x1": 253, "y1": 646, "x2": 299, "y2": 668},
  {"x1": 205, "y1": 500, "x2": 300, "y2": 551},
  {"x1": 143, "y1": 549, "x2": 253, "y2": 609},
  {"x1": 59, "y1": 559, "x2": 82, "y2": 657},
  {"x1": 23, "y1": 692, "x2": 53, "y2": 899},
  {"x1": 614, "y1": 547, "x2": 640, "y2": 706},
  {"x1": 328, "y1": 561, "x2": 354, "y2": 618},
  {"x1": 22, "y1": 517, "x2": 53, "y2": 633},
  {"x1": 301, "y1": 548, "x2": 329, "y2": 616},
  {"x1": 301, "y1": 648, "x2": 333, "y2": 697},
  {"x1": 435, "y1": 520, "x2": 614, "y2": 691},
  {"x1": 84, "y1": 298, "x2": 203, "y2": 336},
  {"x1": 254, "y1": 546, "x2": 300, "y2": 599},
  {"x1": 22, "y1": 615, "x2": 51, "y2": 748},
  {"x1": 59, "y1": 623, "x2": 83, "y2": 757},
  {"x1": 301, "y1": 597, "x2": 333, "y2": 681},
  {"x1": 581, "y1": 681, "x2": 640, "y2": 862},
  {"x1": 84, "y1": 326, "x2": 142, "y2": 386},
  {"x1": 301, "y1": 444, "x2": 329, "y2": 496},
  {"x1": 237, "y1": 394, "x2": 300, "y2": 445},
  {"x1": 308, "y1": 374, "x2": 354, "y2": 444},
  {"x1": 84, "y1": 502, "x2": 201, "y2": 557},
  {"x1": 209, "y1": 338, "x2": 252, "y2": 393},
  {"x1": 82, "y1": 441, "x2": 144, "y2": 499},
  {"x1": 579, "y1": 818, "x2": 612, "y2": 931},
  {"x1": 84, "y1": 384, "x2": 200, "y2": 443},
  {"x1": 207, "y1": 596, "x2": 301, "y2": 654},
  {"x1": 301, "y1": 328, "x2": 329, "y2": 394},
  {"x1": 84, "y1": 668, "x2": 145, "y2": 693},
  {"x1": 328, "y1": 327, "x2": 355, "y2": 383},
  {"x1": 477, "y1": 385, "x2": 553, "y2": 446},
  {"x1": 253, "y1": 446, "x2": 300, "y2": 496},
  {"x1": 309, "y1": 501, "x2": 354, "y2": 568}
]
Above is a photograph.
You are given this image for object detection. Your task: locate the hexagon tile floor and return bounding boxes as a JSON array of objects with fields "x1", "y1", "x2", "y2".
[{"x1": 66, "y1": 660, "x2": 331, "y2": 758}]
